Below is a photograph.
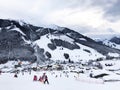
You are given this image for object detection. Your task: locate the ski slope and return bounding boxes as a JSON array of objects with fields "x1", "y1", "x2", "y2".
[
  {"x1": 0, "y1": 71, "x2": 120, "y2": 90},
  {"x1": 34, "y1": 35, "x2": 104, "y2": 62}
]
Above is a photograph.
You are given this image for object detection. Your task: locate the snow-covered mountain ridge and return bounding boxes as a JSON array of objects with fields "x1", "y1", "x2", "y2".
[
  {"x1": 0, "y1": 19, "x2": 120, "y2": 64},
  {"x1": 96, "y1": 36, "x2": 120, "y2": 50}
]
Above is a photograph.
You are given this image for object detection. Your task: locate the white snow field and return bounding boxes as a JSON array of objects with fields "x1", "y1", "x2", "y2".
[
  {"x1": 0, "y1": 71, "x2": 120, "y2": 90},
  {"x1": 34, "y1": 35, "x2": 105, "y2": 62}
]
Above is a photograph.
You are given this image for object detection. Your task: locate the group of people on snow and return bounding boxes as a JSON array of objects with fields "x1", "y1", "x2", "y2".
[{"x1": 33, "y1": 73, "x2": 49, "y2": 84}]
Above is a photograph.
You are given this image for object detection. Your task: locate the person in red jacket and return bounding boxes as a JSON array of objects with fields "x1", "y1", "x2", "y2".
[
  {"x1": 39, "y1": 76, "x2": 43, "y2": 82},
  {"x1": 33, "y1": 75, "x2": 37, "y2": 81}
]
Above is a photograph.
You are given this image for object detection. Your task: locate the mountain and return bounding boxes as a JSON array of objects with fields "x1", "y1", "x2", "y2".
[
  {"x1": 0, "y1": 19, "x2": 120, "y2": 64},
  {"x1": 96, "y1": 36, "x2": 120, "y2": 50}
]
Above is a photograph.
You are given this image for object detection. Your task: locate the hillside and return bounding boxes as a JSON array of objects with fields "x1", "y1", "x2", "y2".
[{"x1": 0, "y1": 19, "x2": 120, "y2": 64}]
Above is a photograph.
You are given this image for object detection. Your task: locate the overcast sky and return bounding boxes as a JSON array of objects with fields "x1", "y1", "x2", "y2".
[{"x1": 0, "y1": 0, "x2": 120, "y2": 37}]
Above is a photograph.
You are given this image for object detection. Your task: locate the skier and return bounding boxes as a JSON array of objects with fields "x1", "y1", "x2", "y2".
[
  {"x1": 41, "y1": 73, "x2": 46, "y2": 80},
  {"x1": 39, "y1": 76, "x2": 43, "y2": 82},
  {"x1": 33, "y1": 75, "x2": 37, "y2": 81},
  {"x1": 89, "y1": 71, "x2": 93, "y2": 78},
  {"x1": 44, "y1": 74, "x2": 49, "y2": 84},
  {"x1": 28, "y1": 68, "x2": 31, "y2": 75},
  {"x1": 14, "y1": 74, "x2": 18, "y2": 78},
  {"x1": 21, "y1": 70, "x2": 24, "y2": 75}
]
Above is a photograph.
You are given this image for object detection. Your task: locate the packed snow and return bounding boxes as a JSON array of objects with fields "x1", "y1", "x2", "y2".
[{"x1": 0, "y1": 70, "x2": 120, "y2": 90}]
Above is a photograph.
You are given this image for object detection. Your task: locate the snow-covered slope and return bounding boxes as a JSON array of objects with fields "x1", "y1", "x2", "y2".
[
  {"x1": 0, "y1": 70, "x2": 120, "y2": 90},
  {"x1": 0, "y1": 57, "x2": 120, "y2": 90},
  {"x1": 34, "y1": 34, "x2": 104, "y2": 62}
]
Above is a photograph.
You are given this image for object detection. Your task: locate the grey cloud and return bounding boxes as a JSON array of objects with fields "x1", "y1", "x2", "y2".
[
  {"x1": 39, "y1": 0, "x2": 94, "y2": 11},
  {"x1": 55, "y1": 0, "x2": 120, "y2": 22},
  {"x1": 0, "y1": 0, "x2": 120, "y2": 34},
  {"x1": 90, "y1": 0, "x2": 120, "y2": 21},
  {"x1": 105, "y1": 0, "x2": 120, "y2": 21},
  {"x1": 91, "y1": 0, "x2": 116, "y2": 7}
]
